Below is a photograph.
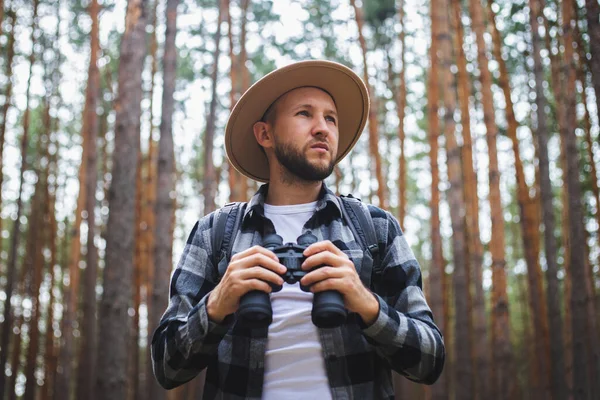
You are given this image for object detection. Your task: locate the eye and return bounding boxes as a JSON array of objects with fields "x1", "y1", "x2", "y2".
[
  {"x1": 326, "y1": 115, "x2": 337, "y2": 124},
  {"x1": 296, "y1": 110, "x2": 310, "y2": 117}
]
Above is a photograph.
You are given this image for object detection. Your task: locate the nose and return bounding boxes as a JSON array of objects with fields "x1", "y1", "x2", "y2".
[{"x1": 311, "y1": 113, "x2": 331, "y2": 137}]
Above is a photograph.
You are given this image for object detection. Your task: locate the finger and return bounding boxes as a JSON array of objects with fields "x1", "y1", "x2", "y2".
[
  {"x1": 303, "y1": 240, "x2": 345, "y2": 257},
  {"x1": 238, "y1": 266, "x2": 284, "y2": 286},
  {"x1": 230, "y1": 245, "x2": 280, "y2": 263},
  {"x1": 241, "y1": 278, "x2": 274, "y2": 295},
  {"x1": 300, "y1": 266, "x2": 343, "y2": 286},
  {"x1": 232, "y1": 252, "x2": 286, "y2": 274},
  {"x1": 309, "y1": 277, "x2": 346, "y2": 293},
  {"x1": 301, "y1": 251, "x2": 351, "y2": 271}
]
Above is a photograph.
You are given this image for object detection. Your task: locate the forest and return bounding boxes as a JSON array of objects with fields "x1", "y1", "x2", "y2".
[{"x1": 0, "y1": 0, "x2": 599, "y2": 399}]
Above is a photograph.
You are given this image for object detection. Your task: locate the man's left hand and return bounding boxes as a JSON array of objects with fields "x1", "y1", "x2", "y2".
[{"x1": 300, "y1": 240, "x2": 379, "y2": 325}]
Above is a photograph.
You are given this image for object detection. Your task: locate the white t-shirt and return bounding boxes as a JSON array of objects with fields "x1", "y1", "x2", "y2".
[{"x1": 262, "y1": 201, "x2": 332, "y2": 400}]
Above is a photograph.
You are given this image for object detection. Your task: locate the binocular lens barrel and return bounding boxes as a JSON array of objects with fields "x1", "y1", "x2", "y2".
[
  {"x1": 237, "y1": 290, "x2": 273, "y2": 328},
  {"x1": 312, "y1": 290, "x2": 347, "y2": 328}
]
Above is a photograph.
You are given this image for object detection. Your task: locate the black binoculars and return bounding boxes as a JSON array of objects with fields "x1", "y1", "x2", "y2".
[{"x1": 237, "y1": 231, "x2": 347, "y2": 329}]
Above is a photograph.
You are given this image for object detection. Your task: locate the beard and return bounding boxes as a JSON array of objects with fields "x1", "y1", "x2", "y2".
[{"x1": 273, "y1": 138, "x2": 336, "y2": 183}]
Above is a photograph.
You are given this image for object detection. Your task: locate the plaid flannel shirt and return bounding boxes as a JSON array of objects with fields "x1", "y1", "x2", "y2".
[{"x1": 151, "y1": 183, "x2": 445, "y2": 399}]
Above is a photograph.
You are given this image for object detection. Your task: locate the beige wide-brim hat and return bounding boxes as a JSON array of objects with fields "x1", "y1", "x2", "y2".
[{"x1": 224, "y1": 60, "x2": 370, "y2": 182}]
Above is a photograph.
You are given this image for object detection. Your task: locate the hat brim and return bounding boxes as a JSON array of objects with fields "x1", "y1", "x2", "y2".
[{"x1": 225, "y1": 60, "x2": 370, "y2": 182}]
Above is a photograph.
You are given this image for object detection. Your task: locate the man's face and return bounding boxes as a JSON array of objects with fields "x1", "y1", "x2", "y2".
[{"x1": 268, "y1": 87, "x2": 339, "y2": 182}]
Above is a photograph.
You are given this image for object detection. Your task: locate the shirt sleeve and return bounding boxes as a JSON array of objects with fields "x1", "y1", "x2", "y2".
[
  {"x1": 150, "y1": 213, "x2": 233, "y2": 389},
  {"x1": 360, "y1": 206, "x2": 446, "y2": 385}
]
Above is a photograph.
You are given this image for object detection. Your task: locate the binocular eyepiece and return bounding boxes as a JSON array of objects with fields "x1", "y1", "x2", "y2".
[{"x1": 236, "y1": 231, "x2": 347, "y2": 329}]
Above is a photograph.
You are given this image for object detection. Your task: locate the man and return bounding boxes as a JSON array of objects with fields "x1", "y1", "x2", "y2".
[{"x1": 151, "y1": 60, "x2": 445, "y2": 399}]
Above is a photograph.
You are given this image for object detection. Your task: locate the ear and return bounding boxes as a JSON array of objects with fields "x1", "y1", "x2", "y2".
[{"x1": 253, "y1": 121, "x2": 274, "y2": 149}]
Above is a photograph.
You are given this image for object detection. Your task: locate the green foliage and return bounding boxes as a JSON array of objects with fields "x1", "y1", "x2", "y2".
[{"x1": 363, "y1": 0, "x2": 395, "y2": 27}]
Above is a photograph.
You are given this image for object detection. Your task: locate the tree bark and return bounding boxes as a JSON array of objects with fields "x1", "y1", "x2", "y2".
[
  {"x1": 561, "y1": 0, "x2": 592, "y2": 396},
  {"x1": 149, "y1": 0, "x2": 179, "y2": 399},
  {"x1": 486, "y1": 3, "x2": 551, "y2": 399},
  {"x1": 142, "y1": 2, "x2": 160, "y2": 397},
  {"x1": 0, "y1": 1, "x2": 39, "y2": 394},
  {"x1": 426, "y1": 1, "x2": 447, "y2": 399},
  {"x1": 0, "y1": 5, "x2": 16, "y2": 265},
  {"x1": 349, "y1": 0, "x2": 386, "y2": 208},
  {"x1": 76, "y1": 2, "x2": 101, "y2": 399},
  {"x1": 203, "y1": 0, "x2": 224, "y2": 214},
  {"x1": 450, "y1": 1, "x2": 488, "y2": 398},
  {"x1": 467, "y1": 0, "x2": 512, "y2": 397},
  {"x1": 41, "y1": 128, "x2": 60, "y2": 400},
  {"x1": 576, "y1": 33, "x2": 600, "y2": 400},
  {"x1": 540, "y1": 3, "x2": 574, "y2": 394},
  {"x1": 528, "y1": 0, "x2": 568, "y2": 398},
  {"x1": 396, "y1": 0, "x2": 407, "y2": 230},
  {"x1": 96, "y1": 0, "x2": 147, "y2": 398},
  {"x1": 438, "y1": 2, "x2": 472, "y2": 398},
  {"x1": 226, "y1": 0, "x2": 240, "y2": 202}
]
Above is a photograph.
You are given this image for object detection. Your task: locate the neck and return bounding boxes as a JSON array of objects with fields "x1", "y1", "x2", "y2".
[{"x1": 265, "y1": 177, "x2": 323, "y2": 206}]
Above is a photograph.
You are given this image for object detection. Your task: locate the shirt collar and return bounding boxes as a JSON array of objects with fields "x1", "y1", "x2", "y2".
[{"x1": 242, "y1": 182, "x2": 342, "y2": 223}]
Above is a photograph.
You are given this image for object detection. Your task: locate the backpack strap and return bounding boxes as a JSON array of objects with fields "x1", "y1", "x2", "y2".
[
  {"x1": 339, "y1": 194, "x2": 382, "y2": 279},
  {"x1": 211, "y1": 202, "x2": 246, "y2": 278}
]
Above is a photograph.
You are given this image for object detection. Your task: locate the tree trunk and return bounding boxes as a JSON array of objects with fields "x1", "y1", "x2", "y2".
[
  {"x1": 0, "y1": 1, "x2": 39, "y2": 394},
  {"x1": 561, "y1": 0, "x2": 591, "y2": 396},
  {"x1": 131, "y1": 147, "x2": 144, "y2": 400},
  {"x1": 144, "y1": 138, "x2": 158, "y2": 399},
  {"x1": 23, "y1": 60, "x2": 57, "y2": 400},
  {"x1": 575, "y1": 15, "x2": 600, "y2": 399},
  {"x1": 426, "y1": 1, "x2": 447, "y2": 398},
  {"x1": 42, "y1": 130, "x2": 60, "y2": 400},
  {"x1": 467, "y1": 0, "x2": 512, "y2": 397},
  {"x1": 540, "y1": 3, "x2": 573, "y2": 394},
  {"x1": 528, "y1": 0, "x2": 567, "y2": 398},
  {"x1": 149, "y1": 0, "x2": 178, "y2": 399},
  {"x1": 438, "y1": 2, "x2": 472, "y2": 398},
  {"x1": 76, "y1": 2, "x2": 101, "y2": 399},
  {"x1": 486, "y1": 3, "x2": 551, "y2": 399},
  {"x1": 202, "y1": 0, "x2": 224, "y2": 214},
  {"x1": 396, "y1": 0, "x2": 407, "y2": 230},
  {"x1": 585, "y1": 0, "x2": 600, "y2": 122},
  {"x1": 350, "y1": 0, "x2": 386, "y2": 208},
  {"x1": 96, "y1": 0, "x2": 147, "y2": 398},
  {"x1": 0, "y1": 5, "x2": 16, "y2": 265},
  {"x1": 450, "y1": 1, "x2": 488, "y2": 398},
  {"x1": 226, "y1": 0, "x2": 244, "y2": 203},
  {"x1": 141, "y1": 2, "x2": 160, "y2": 397}
]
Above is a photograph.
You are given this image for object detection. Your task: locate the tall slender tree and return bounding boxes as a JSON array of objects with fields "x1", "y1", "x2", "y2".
[
  {"x1": 486, "y1": 3, "x2": 551, "y2": 398},
  {"x1": 467, "y1": 0, "x2": 512, "y2": 397},
  {"x1": 396, "y1": 0, "x2": 407, "y2": 231},
  {"x1": 23, "y1": 103, "x2": 52, "y2": 400},
  {"x1": 0, "y1": 1, "x2": 39, "y2": 394},
  {"x1": 349, "y1": 0, "x2": 386, "y2": 208},
  {"x1": 202, "y1": 0, "x2": 224, "y2": 214},
  {"x1": 76, "y1": 0, "x2": 101, "y2": 397},
  {"x1": 96, "y1": 0, "x2": 148, "y2": 398},
  {"x1": 574, "y1": 16, "x2": 600, "y2": 399},
  {"x1": 528, "y1": 0, "x2": 567, "y2": 397},
  {"x1": 450, "y1": 1, "x2": 488, "y2": 398},
  {"x1": 560, "y1": 0, "x2": 591, "y2": 396},
  {"x1": 426, "y1": 1, "x2": 447, "y2": 398},
  {"x1": 149, "y1": 0, "x2": 179, "y2": 399},
  {"x1": 0, "y1": 5, "x2": 16, "y2": 258},
  {"x1": 438, "y1": 1, "x2": 472, "y2": 398}
]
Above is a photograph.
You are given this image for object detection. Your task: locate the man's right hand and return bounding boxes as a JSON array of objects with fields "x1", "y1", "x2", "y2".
[{"x1": 206, "y1": 245, "x2": 286, "y2": 323}]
